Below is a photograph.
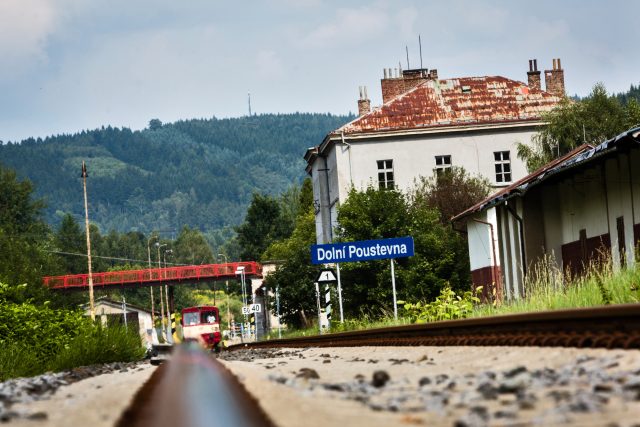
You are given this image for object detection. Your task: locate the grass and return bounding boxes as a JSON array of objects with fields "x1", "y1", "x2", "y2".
[
  {"x1": 264, "y1": 310, "x2": 409, "y2": 340},
  {"x1": 265, "y1": 254, "x2": 640, "y2": 340},
  {"x1": 0, "y1": 324, "x2": 146, "y2": 382},
  {"x1": 473, "y1": 254, "x2": 640, "y2": 317}
]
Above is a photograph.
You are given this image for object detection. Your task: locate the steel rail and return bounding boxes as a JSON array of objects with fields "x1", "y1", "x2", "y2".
[
  {"x1": 117, "y1": 343, "x2": 275, "y2": 427},
  {"x1": 229, "y1": 303, "x2": 640, "y2": 350}
]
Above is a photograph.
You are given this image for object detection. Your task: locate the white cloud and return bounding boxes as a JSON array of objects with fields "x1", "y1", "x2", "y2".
[
  {"x1": 255, "y1": 50, "x2": 285, "y2": 79},
  {"x1": 296, "y1": 5, "x2": 391, "y2": 48},
  {"x1": 0, "y1": 0, "x2": 58, "y2": 75}
]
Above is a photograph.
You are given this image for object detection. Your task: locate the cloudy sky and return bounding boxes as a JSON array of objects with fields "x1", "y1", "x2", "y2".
[{"x1": 1, "y1": 0, "x2": 638, "y2": 143}]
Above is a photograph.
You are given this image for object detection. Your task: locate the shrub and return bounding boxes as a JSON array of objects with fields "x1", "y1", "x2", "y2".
[
  {"x1": 402, "y1": 286, "x2": 481, "y2": 323},
  {"x1": 0, "y1": 341, "x2": 43, "y2": 381},
  {"x1": 51, "y1": 325, "x2": 145, "y2": 372}
]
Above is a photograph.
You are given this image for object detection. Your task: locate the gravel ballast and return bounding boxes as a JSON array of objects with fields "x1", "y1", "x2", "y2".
[
  {"x1": 0, "y1": 361, "x2": 156, "y2": 426},
  {"x1": 219, "y1": 346, "x2": 640, "y2": 427}
]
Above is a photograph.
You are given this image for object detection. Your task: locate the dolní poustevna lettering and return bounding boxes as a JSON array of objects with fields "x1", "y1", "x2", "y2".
[{"x1": 316, "y1": 243, "x2": 408, "y2": 261}]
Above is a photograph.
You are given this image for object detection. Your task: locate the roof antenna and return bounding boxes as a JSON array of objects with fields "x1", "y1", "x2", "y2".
[
  {"x1": 406, "y1": 45, "x2": 410, "y2": 69},
  {"x1": 248, "y1": 92, "x2": 252, "y2": 116},
  {"x1": 418, "y1": 34, "x2": 423, "y2": 69}
]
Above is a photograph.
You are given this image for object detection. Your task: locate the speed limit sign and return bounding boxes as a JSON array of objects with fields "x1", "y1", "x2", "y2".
[{"x1": 242, "y1": 304, "x2": 261, "y2": 314}]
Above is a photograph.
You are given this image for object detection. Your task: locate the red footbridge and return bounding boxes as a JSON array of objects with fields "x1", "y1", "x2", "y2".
[{"x1": 43, "y1": 261, "x2": 262, "y2": 291}]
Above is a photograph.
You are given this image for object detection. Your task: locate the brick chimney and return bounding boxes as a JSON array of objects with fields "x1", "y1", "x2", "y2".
[
  {"x1": 380, "y1": 67, "x2": 438, "y2": 104},
  {"x1": 357, "y1": 86, "x2": 371, "y2": 116},
  {"x1": 544, "y1": 58, "x2": 565, "y2": 97},
  {"x1": 527, "y1": 59, "x2": 541, "y2": 91}
]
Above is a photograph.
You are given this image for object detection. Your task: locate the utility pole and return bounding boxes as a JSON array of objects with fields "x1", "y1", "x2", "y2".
[
  {"x1": 218, "y1": 254, "x2": 231, "y2": 334},
  {"x1": 81, "y1": 161, "x2": 95, "y2": 321},
  {"x1": 157, "y1": 243, "x2": 167, "y2": 340},
  {"x1": 147, "y1": 235, "x2": 156, "y2": 326}
]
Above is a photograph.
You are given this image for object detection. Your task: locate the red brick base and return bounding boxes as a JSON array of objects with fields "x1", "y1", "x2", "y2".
[{"x1": 471, "y1": 265, "x2": 503, "y2": 303}]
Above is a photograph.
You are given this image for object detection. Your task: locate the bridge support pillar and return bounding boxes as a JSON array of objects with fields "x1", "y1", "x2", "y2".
[{"x1": 168, "y1": 286, "x2": 175, "y2": 313}]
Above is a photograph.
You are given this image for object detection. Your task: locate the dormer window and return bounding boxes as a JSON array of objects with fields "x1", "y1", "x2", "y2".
[{"x1": 461, "y1": 86, "x2": 472, "y2": 94}]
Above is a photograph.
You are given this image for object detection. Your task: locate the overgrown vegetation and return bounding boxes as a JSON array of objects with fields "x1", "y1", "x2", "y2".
[
  {"x1": 517, "y1": 83, "x2": 640, "y2": 172},
  {"x1": 473, "y1": 255, "x2": 640, "y2": 317},
  {"x1": 0, "y1": 282, "x2": 145, "y2": 381},
  {"x1": 401, "y1": 286, "x2": 481, "y2": 323},
  {"x1": 254, "y1": 169, "x2": 490, "y2": 329}
]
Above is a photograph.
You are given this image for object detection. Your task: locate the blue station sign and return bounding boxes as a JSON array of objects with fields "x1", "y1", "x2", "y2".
[{"x1": 311, "y1": 236, "x2": 414, "y2": 265}]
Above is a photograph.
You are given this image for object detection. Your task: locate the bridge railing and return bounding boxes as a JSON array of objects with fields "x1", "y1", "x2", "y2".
[{"x1": 43, "y1": 261, "x2": 262, "y2": 290}]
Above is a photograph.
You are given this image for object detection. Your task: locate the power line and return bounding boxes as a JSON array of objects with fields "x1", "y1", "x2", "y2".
[{"x1": 46, "y1": 250, "x2": 189, "y2": 266}]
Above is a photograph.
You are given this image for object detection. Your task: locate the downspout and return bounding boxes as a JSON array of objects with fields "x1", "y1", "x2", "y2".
[
  {"x1": 472, "y1": 218, "x2": 502, "y2": 300},
  {"x1": 505, "y1": 200, "x2": 527, "y2": 278},
  {"x1": 341, "y1": 131, "x2": 353, "y2": 187},
  {"x1": 627, "y1": 153, "x2": 636, "y2": 259},
  {"x1": 322, "y1": 155, "x2": 333, "y2": 242}
]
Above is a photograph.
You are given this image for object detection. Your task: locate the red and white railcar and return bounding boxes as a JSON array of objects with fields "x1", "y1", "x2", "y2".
[{"x1": 181, "y1": 306, "x2": 222, "y2": 351}]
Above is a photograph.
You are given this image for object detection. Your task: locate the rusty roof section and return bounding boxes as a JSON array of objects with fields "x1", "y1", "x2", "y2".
[{"x1": 337, "y1": 76, "x2": 561, "y2": 135}]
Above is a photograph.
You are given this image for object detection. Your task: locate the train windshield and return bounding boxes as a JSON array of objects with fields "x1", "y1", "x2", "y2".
[
  {"x1": 183, "y1": 312, "x2": 200, "y2": 326},
  {"x1": 201, "y1": 311, "x2": 217, "y2": 324}
]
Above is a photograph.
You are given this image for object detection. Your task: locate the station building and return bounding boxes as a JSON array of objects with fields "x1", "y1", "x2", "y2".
[{"x1": 305, "y1": 59, "x2": 566, "y2": 244}]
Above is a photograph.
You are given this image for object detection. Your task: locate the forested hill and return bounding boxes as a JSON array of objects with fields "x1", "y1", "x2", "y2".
[{"x1": 0, "y1": 113, "x2": 353, "y2": 242}]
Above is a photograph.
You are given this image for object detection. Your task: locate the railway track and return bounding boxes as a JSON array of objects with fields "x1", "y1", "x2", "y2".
[
  {"x1": 229, "y1": 303, "x2": 640, "y2": 350},
  {"x1": 117, "y1": 343, "x2": 276, "y2": 427},
  {"x1": 117, "y1": 304, "x2": 640, "y2": 427}
]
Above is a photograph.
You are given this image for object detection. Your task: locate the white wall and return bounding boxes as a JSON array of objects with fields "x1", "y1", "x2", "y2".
[
  {"x1": 312, "y1": 124, "x2": 541, "y2": 244},
  {"x1": 337, "y1": 126, "x2": 537, "y2": 202},
  {"x1": 467, "y1": 208, "x2": 500, "y2": 271}
]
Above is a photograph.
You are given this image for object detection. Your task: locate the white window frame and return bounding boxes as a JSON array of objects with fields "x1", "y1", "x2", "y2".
[
  {"x1": 377, "y1": 159, "x2": 394, "y2": 189},
  {"x1": 494, "y1": 151, "x2": 512, "y2": 183},
  {"x1": 434, "y1": 155, "x2": 452, "y2": 175}
]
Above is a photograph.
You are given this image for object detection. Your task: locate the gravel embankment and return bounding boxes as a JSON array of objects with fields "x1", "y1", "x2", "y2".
[
  {"x1": 219, "y1": 346, "x2": 640, "y2": 427},
  {"x1": 0, "y1": 361, "x2": 151, "y2": 424}
]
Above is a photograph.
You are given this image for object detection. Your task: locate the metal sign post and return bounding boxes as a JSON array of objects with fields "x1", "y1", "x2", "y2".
[
  {"x1": 324, "y1": 283, "x2": 331, "y2": 329},
  {"x1": 314, "y1": 282, "x2": 322, "y2": 335},
  {"x1": 390, "y1": 259, "x2": 398, "y2": 320},
  {"x1": 336, "y1": 263, "x2": 344, "y2": 323},
  {"x1": 276, "y1": 285, "x2": 282, "y2": 339}
]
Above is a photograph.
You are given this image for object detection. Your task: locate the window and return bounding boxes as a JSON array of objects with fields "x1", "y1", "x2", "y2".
[
  {"x1": 377, "y1": 159, "x2": 394, "y2": 189},
  {"x1": 434, "y1": 155, "x2": 452, "y2": 175},
  {"x1": 201, "y1": 311, "x2": 217, "y2": 324},
  {"x1": 184, "y1": 312, "x2": 199, "y2": 326},
  {"x1": 494, "y1": 151, "x2": 511, "y2": 183}
]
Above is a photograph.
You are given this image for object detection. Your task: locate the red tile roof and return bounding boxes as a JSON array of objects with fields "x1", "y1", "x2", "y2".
[{"x1": 338, "y1": 76, "x2": 561, "y2": 135}]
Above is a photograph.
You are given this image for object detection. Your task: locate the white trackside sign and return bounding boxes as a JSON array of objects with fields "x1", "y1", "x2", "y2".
[{"x1": 316, "y1": 269, "x2": 337, "y2": 283}]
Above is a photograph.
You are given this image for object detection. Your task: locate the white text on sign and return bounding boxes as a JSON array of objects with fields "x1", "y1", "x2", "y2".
[{"x1": 242, "y1": 304, "x2": 261, "y2": 315}]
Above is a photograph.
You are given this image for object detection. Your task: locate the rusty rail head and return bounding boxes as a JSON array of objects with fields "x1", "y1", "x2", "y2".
[
  {"x1": 117, "y1": 343, "x2": 275, "y2": 427},
  {"x1": 229, "y1": 303, "x2": 640, "y2": 351}
]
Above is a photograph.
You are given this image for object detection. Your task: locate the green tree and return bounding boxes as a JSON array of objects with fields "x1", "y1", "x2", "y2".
[
  {"x1": 148, "y1": 118, "x2": 163, "y2": 130},
  {"x1": 0, "y1": 165, "x2": 53, "y2": 299},
  {"x1": 335, "y1": 185, "x2": 472, "y2": 317},
  {"x1": 173, "y1": 226, "x2": 215, "y2": 265},
  {"x1": 518, "y1": 83, "x2": 640, "y2": 171},
  {"x1": 336, "y1": 187, "x2": 412, "y2": 316},
  {"x1": 54, "y1": 214, "x2": 86, "y2": 274},
  {"x1": 262, "y1": 210, "x2": 320, "y2": 328},
  {"x1": 412, "y1": 167, "x2": 491, "y2": 224},
  {"x1": 236, "y1": 193, "x2": 288, "y2": 261}
]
